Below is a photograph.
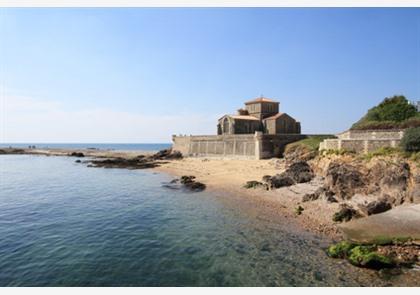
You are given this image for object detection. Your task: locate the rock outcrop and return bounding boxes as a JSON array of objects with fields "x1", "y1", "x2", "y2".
[
  {"x1": 164, "y1": 175, "x2": 206, "y2": 192},
  {"x1": 264, "y1": 161, "x2": 315, "y2": 189},
  {"x1": 88, "y1": 149, "x2": 182, "y2": 169},
  {"x1": 324, "y1": 162, "x2": 365, "y2": 200}
]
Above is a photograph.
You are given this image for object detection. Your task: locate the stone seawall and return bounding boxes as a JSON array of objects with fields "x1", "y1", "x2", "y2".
[
  {"x1": 172, "y1": 132, "x2": 307, "y2": 159},
  {"x1": 319, "y1": 129, "x2": 405, "y2": 154}
]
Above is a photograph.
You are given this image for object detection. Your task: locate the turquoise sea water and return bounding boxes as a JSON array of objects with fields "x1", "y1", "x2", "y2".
[
  {"x1": 0, "y1": 155, "x2": 418, "y2": 286},
  {"x1": 0, "y1": 143, "x2": 171, "y2": 152}
]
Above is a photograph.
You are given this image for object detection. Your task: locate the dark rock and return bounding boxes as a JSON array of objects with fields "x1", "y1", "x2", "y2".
[
  {"x1": 184, "y1": 181, "x2": 206, "y2": 192},
  {"x1": 286, "y1": 161, "x2": 314, "y2": 183},
  {"x1": 167, "y1": 175, "x2": 206, "y2": 192},
  {"x1": 302, "y1": 187, "x2": 325, "y2": 202},
  {"x1": 180, "y1": 175, "x2": 196, "y2": 184},
  {"x1": 69, "y1": 152, "x2": 85, "y2": 157},
  {"x1": 358, "y1": 198, "x2": 392, "y2": 216},
  {"x1": 332, "y1": 204, "x2": 360, "y2": 223},
  {"x1": 88, "y1": 157, "x2": 161, "y2": 169},
  {"x1": 324, "y1": 192, "x2": 338, "y2": 203},
  {"x1": 151, "y1": 148, "x2": 183, "y2": 160},
  {"x1": 262, "y1": 175, "x2": 272, "y2": 183},
  {"x1": 325, "y1": 162, "x2": 365, "y2": 200},
  {"x1": 268, "y1": 174, "x2": 295, "y2": 189},
  {"x1": 244, "y1": 180, "x2": 264, "y2": 189},
  {"x1": 367, "y1": 160, "x2": 410, "y2": 205},
  {"x1": 75, "y1": 160, "x2": 82, "y2": 163}
]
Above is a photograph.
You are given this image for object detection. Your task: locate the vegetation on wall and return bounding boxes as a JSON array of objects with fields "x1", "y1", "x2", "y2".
[
  {"x1": 400, "y1": 127, "x2": 420, "y2": 153},
  {"x1": 351, "y1": 95, "x2": 420, "y2": 130}
]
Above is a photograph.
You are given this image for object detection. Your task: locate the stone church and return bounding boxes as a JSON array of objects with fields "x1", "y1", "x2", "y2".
[{"x1": 217, "y1": 97, "x2": 301, "y2": 135}]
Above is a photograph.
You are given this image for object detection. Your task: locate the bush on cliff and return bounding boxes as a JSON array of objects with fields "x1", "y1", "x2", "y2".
[
  {"x1": 351, "y1": 95, "x2": 418, "y2": 130},
  {"x1": 400, "y1": 127, "x2": 420, "y2": 152}
]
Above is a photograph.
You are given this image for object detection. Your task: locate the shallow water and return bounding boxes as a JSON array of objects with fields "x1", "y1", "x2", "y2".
[{"x1": 0, "y1": 155, "x2": 418, "y2": 286}]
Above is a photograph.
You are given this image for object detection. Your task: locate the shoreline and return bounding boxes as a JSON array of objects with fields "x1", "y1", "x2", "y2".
[{"x1": 154, "y1": 157, "x2": 343, "y2": 240}]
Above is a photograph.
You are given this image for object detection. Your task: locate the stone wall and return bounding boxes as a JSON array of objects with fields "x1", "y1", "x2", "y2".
[
  {"x1": 172, "y1": 132, "x2": 307, "y2": 159},
  {"x1": 319, "y1": 129, "x2": 404, "y2": 154},
  {"x1": 337, "y1": 129, "x2": 404, "y2": 140}
]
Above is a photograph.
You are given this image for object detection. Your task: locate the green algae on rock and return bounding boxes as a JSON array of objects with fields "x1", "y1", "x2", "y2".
[
  {"x1": 327, "y1": 242, "x2": 396, "y2": 270},
  {"x1": 327, "y1": 241, "x2": 356, "y2": 258},
  {"x1": 347, "y1": 246, "x2": 395, "y2": 269}
]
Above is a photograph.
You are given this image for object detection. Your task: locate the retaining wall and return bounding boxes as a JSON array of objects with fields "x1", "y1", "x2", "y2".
[
  {"x1": 320, "y1": 129, "x2": 404, "y2": 154},
  {"x1": 172, "y1": 132, "x2": 307, "y2": 159}
]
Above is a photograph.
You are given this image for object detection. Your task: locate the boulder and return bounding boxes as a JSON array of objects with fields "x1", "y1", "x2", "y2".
[
  {"x1": 177, "y1": 175, "x2": 206, "y2": 192},
  {"x1": 244, "y1": 181, "x2": 265, "y2": 189},
  {"x1": 325, "y1": 162, "x2": 365, "y2": 200},
  {"x1": 267, "y1": 174, "x2": 295, "y2": 189},
  {"x1": 358, "y1": 198, "x2": 392, "y2": 216},
  {"x1": 286, "y1": 161, "x2": 314, "y2": 183},
  {"x1": 367, "y1": 160, "x2": 410, "y2": 205},
  {"x1": 333, "y1": 204, "x2": 360, "y2": 223}
]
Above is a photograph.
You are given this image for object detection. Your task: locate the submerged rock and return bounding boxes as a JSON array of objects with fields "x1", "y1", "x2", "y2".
[{"x1": 165, "y1": 175, "x2": 206, "y2": 192}]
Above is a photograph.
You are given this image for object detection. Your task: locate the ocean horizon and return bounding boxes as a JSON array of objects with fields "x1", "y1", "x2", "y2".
[{"x1": 0, "y1": 143, "x2": 172, "y2": 152}]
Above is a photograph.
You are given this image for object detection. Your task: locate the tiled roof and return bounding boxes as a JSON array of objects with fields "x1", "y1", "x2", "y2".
[
  {"x1": 263, "y1": 113, "x2": 286, "y2": 120},
  {"x1": 230, "y1": 115, "x2": 260, "y2": 121},
  {"x1": 245, "y1": 97, "x2": 279, "y2": 104}
]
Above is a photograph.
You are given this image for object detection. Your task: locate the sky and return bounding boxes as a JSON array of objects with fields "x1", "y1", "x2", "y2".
[{"x1": 1, "y1": 8, "x2": 419, "y2": 143}]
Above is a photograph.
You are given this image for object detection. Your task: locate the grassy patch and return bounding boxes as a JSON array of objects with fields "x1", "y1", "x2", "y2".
[{"x1": 287, "y1": 135, "x2": 335, "y2": 152}]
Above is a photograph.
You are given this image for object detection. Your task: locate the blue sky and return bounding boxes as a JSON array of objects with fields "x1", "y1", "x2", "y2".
[{"x1": 1, "y1": 8, "x2": 419, "y2": 143}]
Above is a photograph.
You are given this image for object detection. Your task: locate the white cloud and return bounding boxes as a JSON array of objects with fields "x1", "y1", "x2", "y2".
[{"x1": 0, "y1": 93, "x2": 217, "y2": 143}]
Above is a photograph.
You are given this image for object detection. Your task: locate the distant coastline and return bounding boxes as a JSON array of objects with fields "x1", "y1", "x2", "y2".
[{"x1": 0, "y1": 143, "x2": 171, "y2": 152}]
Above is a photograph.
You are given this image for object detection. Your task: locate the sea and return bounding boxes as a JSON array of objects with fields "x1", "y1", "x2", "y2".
[
  {"x1": 0, "y1": 154, "x2": 418, "y2": 286},
  {"x1": 0, "y1": 143, "x2": 171, "y2": 152}
]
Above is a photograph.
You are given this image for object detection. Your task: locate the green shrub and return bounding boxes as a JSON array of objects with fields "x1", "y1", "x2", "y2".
[
  {"x1": 351, "y1": 95, "x2": 418, "y2": 130},
  {"x1": 400, "y1": 127, "x2": 420, "y2": 152}
]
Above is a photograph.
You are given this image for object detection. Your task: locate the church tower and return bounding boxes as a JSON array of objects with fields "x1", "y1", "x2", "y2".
[{"x1": 244, "y1": 97, "x2": 280, "y2": 120}]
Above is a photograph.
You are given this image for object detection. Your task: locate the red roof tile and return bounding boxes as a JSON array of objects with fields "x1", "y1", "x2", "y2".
[{"x1": 245, "y1": 97, "x2": 279, "y2": 104}]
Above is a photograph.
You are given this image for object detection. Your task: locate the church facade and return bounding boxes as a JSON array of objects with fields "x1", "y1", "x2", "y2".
[{"x1": 217, "y1": 97, "x2": 301, "y2": 135}]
